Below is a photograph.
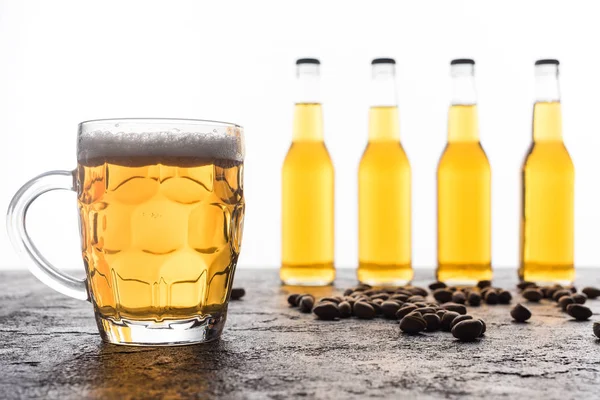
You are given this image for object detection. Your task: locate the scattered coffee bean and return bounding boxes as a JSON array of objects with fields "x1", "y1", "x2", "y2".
[
  {"x1": 318, "y1": 297, "x2": 341, "y2": 304},
  {"x1": 594, "y1": 322, "x2": 600, "y2": 338},
  {"x1": 477, "y1": 280, "x2": 492, "y2": 289},
  {"x1": 354, "y1": 301, "x2": 376, "y2": 319},
  {"x1": 298, "y1": 295, "x2": 315, "y2": 313},
  {"x1": 394, "y1": 288, "x2": 413, "y2": 296},
  {"x1": 510, "y1": 303, "x2": 532, "y2": 322},
  {"x1": 450, "y1": 314, "x2": 473, "y2": 330},
  {"x1": 484, "y1": 290, "x2": 499, "y2": 305},
  {"x1": 363, "y1": 289, "x2": 380, "y2": 296},
  {"x1": 522, "y1": 288, "x2": 543, "y2": 302},
  {"x1": 442, "y1": 302, "x2": 467, "y2": 315},
  {"x1": 566, "y1": 304, "x2": 593, "y2": 321},
  {"x1": 433, "y1": 288, "x2": 453, "y2": 303},
  {"x1": 230, "y1": 288, "x2": 246, "y2": 300},
  {"x1": 468, "y1": 292, "x2": 482, "y2": 306},
  {"x1": 436, "y1": 309, "x2": 447, "y2": 319},
  {"x1": 287, "y1": 294, "x2": 300, "y2": 307},
  {"x1": 390, "y1": 294, "x2": 408, "y2": 303},
  {"x1": 429, "y1": 281, "x2": 447, "y2": 291},
  {"x1": 441, "y1": 311, "x2": 460, "y2": 331},
  {"x1": 423, "y1": 313, "x2": 441, "y2": 332},
  {"x1": 498, "y1": 290, "x2": 512, "y2": 304},
  {"x1": 396, "y1": 304, "x2": 418, "y2": 319},
  {"x1": 568, "y1": 286, "x2": 577, "y2": 294},
  {"x1": 478, "y1": 318, "x2": 487, "y2": 336},
  {"x1": 552, "y1": 289, "x2": 572, "y2": 302},
  {"x1": 370, "y1": 293, "x2": 389, "y2": 301},
  {"x1": 407, "y1": 295, "x2": 427, "y2": 303},
  {"x1": 399, "y1": 313, "x2": 427, "y2": 334},
  {"x1": 447, "y1": 286, "x2": 458, "y2": 292},
  {"x1": 372, "y1": 298, "x2": 384, "y2": 305},
  {"x1": 368, "y1": 301, "x2": 383, "y2": 315},
  {"x1": 582, "y1": 287, "x2": 600, "y2": 299},
  {"x1": 452, "y1": 291, "x2": 466, "y2": 304},
  {"x1": 338, "y1": 301, "x2": 352, "y2": 318},
  {"x1": 544, "y1": 285, "x2": 562, "y2": 299},
  {"x1": 415, "y1": 307, "x2": 436, "y2": 315},
  {"x1": 572, "y1": 293, "x2": 587, "y2": 305},
  {"x1": 343, "y1": 288, "x2": 354, "y2": 296},
  {"x1": 313, "y1": 302, "x2": 340, "y2": 320},
  {"x1": 408, "y1": 287, "x2": 429, "y2": 297},
  {"x1": 558, "y1": 295, "x2": 575, "y2": 311},
  {"x1": 452, "y1": 319, "x2": 484, "y2": 341},
  {"x1": 517, "y1": 281, "x2": 536, "y2": 291},
  {"x1": 381, "y1": 301, "x2": 402, "y2": 319}
]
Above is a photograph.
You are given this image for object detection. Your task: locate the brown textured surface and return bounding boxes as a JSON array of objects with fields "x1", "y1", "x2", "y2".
[{"x1": 1, "y1": 269, "x2": 599, "y2": 399}]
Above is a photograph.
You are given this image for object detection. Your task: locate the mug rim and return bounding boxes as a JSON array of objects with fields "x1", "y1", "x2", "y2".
[{"x1": 79, "y1": 117, "x2": 242, "y2": 129}]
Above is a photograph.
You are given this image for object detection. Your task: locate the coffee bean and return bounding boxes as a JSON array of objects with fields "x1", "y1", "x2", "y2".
[
  {"x1": 372, "y1": 298, "x2": 384, "y2": 305},
  {"x1": 399, "y1": 314, "x2": 427, "y2": 334},
  {"x1": 477, "y1": 280, "x2": 492, "y2": 289},
  {"x1": 394, "y1": 289, "x2": 413, "y2": 296},
  {"x1": 423, "y1": 313, "x2": 441, "y2": 332},
  {"x1": 480, "y1": 287, "x2": 492, "y2": 298},
  {"x1": 468, "y1": 292, "x2": 482, "y2": 306},
  {"x1": 338, "y1": 301, "x2": 352, "y2": 318},
  {"x1": 442, "y1": 303, "x2": 467, "y2": 315},
  {"x1": 583, "y1": 287, "x2": 600, "y2": 299},
  {"x1": 230, "y1": 288, "x2": 246, "y2": 300},
  {"x1": 298, "y1": 295, "x2": 315, "y2": 313},
  {"x1": 517, "y1": 281, "x2": 536, "y2": 291},
  {"x1": 313, "y1": 302, "x2": 340, "y2": 320},
  {"x1": 478, "y1": 318, "x2": 486, "y2": 336},
  {"x1": 558, "y1": 295, "x2": 575, "y2": 311},
  {"x1": 484, "y1": 291, "x2": 499, "y2": 305},
  {"x1": 552, "y1": 289, "x2": 572, "y2": 302},
  {"x1": 510, "y1": 303, "x2": 531, "y2": 322},
  {"x1": 429, "y1": 281, "x2": 447, "y2": 291},
  {"x1": 370, "y1": 293, "x2": 390, "y2": 301},
  {"x1": 391, "y1": 294, "x2": 409, "y2": 302},
  {"x1": 452, "y1": 291, "x2": 466, "y2": 304},
  {"x1": 498, "y1": 290, "x2": 512, "y2": 304},
  {"x1": 452, "y1": 319, "x2": 484, "y2": 341},
  {"x1": 522, "y1": 288, "x2": 543, "y2": 302},
  {"x1": 450, "y1": 314, "x2": 473, "y2": 330},
  {"x1": 568, "y1": 286, "x2": 577, "y2": 294},
  {"x1": 433, "y1": 288, "x2": 453, "y2": 303},
  {"x1": 436, "y1": 309, "x2": 447, "y2": 319},
  {"x1": 408, "y1": 287, "x2": 429, "y2": 297},
  {"x1": 441, "y1": 311, "x2": 460, "y2": 331},
  {"x1": 354, "y1": 301, "x2": 376, "y2": 319},
  {"x1": 287, "y1": 294, "x2": 300, "y2": 307},
  {"x1": 566, "y1": 304, "x2": 593, "y2": 321},
  {"x1": 381, "y1": 301, "x2": 402, "y2": 319},
  {"x1": 396, "y1": 304, "x2": 418, "y2": 319},
  {"x1": 572, "y1": 293, "x2": 587, "y2": 305},
  {"x1": 543, "y1": 285, "x2": 561, "y2": 299},
  {"x1": 318, "y1": 297, "x2": 341, "y2": 304},
  {"x1": 594, "y1": 322, "x2": 600, "y2": 338},
  {"x1": 407, "y1": 295, "x2": 427, "y2": 303},
  {"x1": 447, "y1": 286, "x2": 458, "y2": 292},
  {"x1": 343, "y1": 288, "x2": 354, "y2": 296},
  {"x1": 415, "y1": 307, "x2": 436, "y2": 315}
]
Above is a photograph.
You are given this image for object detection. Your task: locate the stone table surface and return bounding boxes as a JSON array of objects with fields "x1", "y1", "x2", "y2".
[{"x1": 1, "y1": 269, "x2": 600, "y2": 400}]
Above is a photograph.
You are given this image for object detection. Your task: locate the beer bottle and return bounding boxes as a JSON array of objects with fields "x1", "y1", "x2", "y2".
[
  {"x1": 437, "y1": 59, "x2": 492, "y2": 285},
  {"x1": 520, "y1": 59, "x2": 574, "y2": 284},
  {"x1": 358, "y1": 58, "x2": 412, "y2": 286},
  {"x1": 281, "y1": 58, "x2": 335, "y2": 286}
]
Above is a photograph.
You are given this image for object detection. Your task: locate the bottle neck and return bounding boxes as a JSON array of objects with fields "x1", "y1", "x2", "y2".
[
  {"x1": 368, "y1": 63, "x2": 399, "y2": 142},
  {"x1": 448, "y1": 105, "x2": 479, "y2": 142},
  {"x1": 368, "y1": 107, "x2": 399, "y2": 142},
  {"x1": 532, "y1": 64, "x2": 562, "y2": 142},
  {"x1": 451, "y1": 64, "x2": 477, "y2": 106},
  {"x1": 293, "y1": 103, "x2": 323, "y2": 142},
  {"x1": 295, "y1": 63, "x2": 321, "y2": 104},
  {"x1": 533, "y1": 102, "x2": 562, "y2": 142}
]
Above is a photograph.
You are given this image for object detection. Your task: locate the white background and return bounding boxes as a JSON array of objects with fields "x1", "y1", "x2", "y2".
[{"x1": 1, "y1": 0, "x2": 599, "y2": 274}]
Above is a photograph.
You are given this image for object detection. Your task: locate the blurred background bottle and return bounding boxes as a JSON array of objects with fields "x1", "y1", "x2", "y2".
[
  {"x1": 358, "y1": 58, "x2": 412, "y2": 286},
  {"x1": 520, "y1": 59, "x2": 574, "y2": 285},
  {"x1": 437, "y1": 59, "x2": 492, "y2": 285},
  {"x1": 281, "y1": 58, "x2": 335, "y2": 286}
]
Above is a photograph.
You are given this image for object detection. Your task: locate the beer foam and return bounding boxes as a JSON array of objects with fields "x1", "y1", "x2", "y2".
[{"x1": 78, "y1": 129, "x2": 244, "y2": 164}]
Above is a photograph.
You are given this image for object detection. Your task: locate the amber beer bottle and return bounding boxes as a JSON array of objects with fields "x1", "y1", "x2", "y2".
[
  {"x1": 281, "y1": 58, "x2": 335, "y2": 286},
  {"x1": 520, "y1": 59, "x2": 574, "y2": 284},
  {"x1": 437, "y1": 59, "x2": 492, "y2": 285},
  {"x1": 358, "y1": 58, "x2": 412, "y2": 286}
]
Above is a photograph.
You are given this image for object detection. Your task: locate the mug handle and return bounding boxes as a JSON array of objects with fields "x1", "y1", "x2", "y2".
[{"x1": 6, "y1": 170, "x2": 88, "y2": 301}]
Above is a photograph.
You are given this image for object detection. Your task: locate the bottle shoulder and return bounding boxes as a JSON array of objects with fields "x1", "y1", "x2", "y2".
[
  {"x1": 438, "y1": 142, "x2": 490, "y2": 171},
  {"x1": 522, "y1": 142, "x2": 574, "y2": 171},
  {"x1": 282, "y1": 141, "x2": 333, "y2": 169},
  {"x1": 359, "y1": 142, "x2": 410, "y2": 164}
]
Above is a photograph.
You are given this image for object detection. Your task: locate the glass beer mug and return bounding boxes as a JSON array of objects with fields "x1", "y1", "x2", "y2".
[{"x1": 7, "y1": 119, "x2": 245, "y2": 346}]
